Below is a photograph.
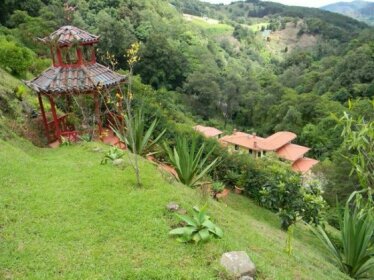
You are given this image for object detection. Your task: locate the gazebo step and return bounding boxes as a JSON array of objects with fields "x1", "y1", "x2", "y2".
[{"x1": 48, "y1": 140, "x2": 60, "y2": 148}]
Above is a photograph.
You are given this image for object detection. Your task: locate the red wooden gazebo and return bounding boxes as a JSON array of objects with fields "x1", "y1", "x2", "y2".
[{"x1": 25, "y1": 25, "x2": 126, "y2": 144}]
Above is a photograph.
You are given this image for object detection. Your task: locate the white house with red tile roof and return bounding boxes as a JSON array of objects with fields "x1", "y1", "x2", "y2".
[{"x1": 218, "y1": 129, "x2": 319, "y2": 174}]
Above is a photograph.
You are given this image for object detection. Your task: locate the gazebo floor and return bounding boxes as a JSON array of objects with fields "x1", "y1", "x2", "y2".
[
  {"x1": 48, "y1": 128, "x2": 125, "y2": 149},
  {"x1": 48, "y1": 140, "x2": 61, "y2": 148}
]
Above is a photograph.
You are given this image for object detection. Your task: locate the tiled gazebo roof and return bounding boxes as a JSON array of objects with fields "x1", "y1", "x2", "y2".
[
  {"x1": 39, "y1": 25, "x2": 99, "y2": 46},
  {"x1": 26, "y1": 63, "x2": 126, "y2": 94}
]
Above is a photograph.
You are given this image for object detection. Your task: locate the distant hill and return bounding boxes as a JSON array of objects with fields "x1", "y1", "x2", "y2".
[{"x1": 322, "y1": 0, "x2": 374, "y2": 25}]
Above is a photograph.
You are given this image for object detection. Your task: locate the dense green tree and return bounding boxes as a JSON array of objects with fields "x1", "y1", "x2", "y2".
[
  {"x1": 136, "y1": 33, "x2": 189, "y2": 89},
  {"x1": 0, "y1": 36, "x2": 34, "y2": 77}
]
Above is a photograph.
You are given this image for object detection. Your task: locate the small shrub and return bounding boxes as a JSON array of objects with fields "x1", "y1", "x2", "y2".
[
  {"x1": 212, "y1": 181, "x2": 225, "y2": 193},
  {"x1": 163, "y1": 137, "x2": 219, "y2": 188},
  {"x1": 211, "y1": 181, "x2": 225, "y2": 199},
  {"x1": 169, "y1": 205, "x2": 223, "y2": 244},
  {"x1": 101, "y1": 147, "x2": 124, "y2": 164},
  {"x1": 79, "y1": 134, "x2": 93, "y2": 142},
  {"x1": 60, "y1": 136, "x2": 72, "y2": 147},
  {"x1": 223, "y1": 170, "x2": 241, "y2": 188}
]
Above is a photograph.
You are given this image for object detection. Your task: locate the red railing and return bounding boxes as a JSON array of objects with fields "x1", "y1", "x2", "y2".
[{"x1": 46, "y1": 114, "x2": 79, "y2": 142}]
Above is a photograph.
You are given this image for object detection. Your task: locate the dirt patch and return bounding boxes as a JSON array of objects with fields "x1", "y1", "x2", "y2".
[
  {"x1": 266, "y1": 21, "x2": 319, "y2": 54},
  {"x1": 0, "y1": 95, "x2": 14, "y2": 118}
]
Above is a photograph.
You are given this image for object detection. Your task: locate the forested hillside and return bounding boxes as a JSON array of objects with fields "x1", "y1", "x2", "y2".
[
  {"x1": 322, "y1": 0, "x2": 374, "y2": 25},
  {"x1": 0, "y1": 0, "x2": 374, "y2": 278},
  {"x1": 0, "y1": 0, "x2": 373, "y2": 230}
]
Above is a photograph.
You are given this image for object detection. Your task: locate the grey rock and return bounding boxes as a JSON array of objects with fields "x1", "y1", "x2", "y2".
[
  {"x1": 220, "y1": 251, "x2": 256, "y2": 278},
  {"x1": 112, "y1": 159, "x2": 125, "y2": 166},
  {"x1": 239, "y1": 276, "x2": 253, "y2": 280},
  {"x1": 166, "y1": 202, "x2": 179, "y2": 212}
]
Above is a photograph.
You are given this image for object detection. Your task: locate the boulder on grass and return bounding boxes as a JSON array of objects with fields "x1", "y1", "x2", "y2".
[
  {"x1": 220, "y1": 251, "x2": 256, "y2": 278},
  {"x1": 166, "y1": 202, "x2": 180, "y2": 212},
  {"x1": 112, "y1": 159, "x2": 125, "y2": 166}
]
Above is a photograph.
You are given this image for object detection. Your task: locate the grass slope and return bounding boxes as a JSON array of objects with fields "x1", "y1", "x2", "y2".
[{"x1": 0, "y1": 139, "x2": 348, "y2": 279}]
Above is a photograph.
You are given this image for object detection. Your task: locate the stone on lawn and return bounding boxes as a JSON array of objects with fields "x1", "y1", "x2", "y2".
[
  {"x1": 166, "y1": 202, "x2": 180, "y2": 212},
  {"x1": 239, "y1": 276, "x2": 253, "y2": 280},
  {"x1": 220, "y1": 251, "x2": 256, "y2": 278},
  {"x1": 112, "y1": 159, "x2": 125, "y2": 166}
]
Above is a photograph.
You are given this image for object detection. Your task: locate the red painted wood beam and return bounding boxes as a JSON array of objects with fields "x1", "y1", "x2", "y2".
[
  {"x1": 94, "y1": 91, "x2": 102, "y2": 138},
  {"x1": 77, "y1": 47, "x2": 83, "y2": 66},
  {"x1": 38, "y1": 93, "x2": 51, "y2": 142},
  {"x1": 48, "y1": 95, "x2": 62, "y2": 143}
]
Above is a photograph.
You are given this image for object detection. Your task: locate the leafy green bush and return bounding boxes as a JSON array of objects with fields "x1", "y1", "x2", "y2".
[
  {"x1": 101, "y1": 147, "x2": 124, "y2": 165},
  {"x1": 163, "y1": 137, "x2": 219, "y2": 188},
  {"x1": 223, "y1": 170, "x2": 241, "y2": 188},
  {"x1": 0, "y1": 36, "x2": 34, "y2": 77},
  {"x1": 249, "y1": 158, "x2": 326, "y2": 230},
  {"x1": 211, "y1": 181, "x2": 225, "y2": 199},
  {"x1": 309, "y1": 191, "x2": 374, "y2": 279},
  {"x1": 169, "y1": 205, "x2": 223, "y2": 244},
  {"x1": 211, "y1": 181, "x2": 225, "y2": 193}
]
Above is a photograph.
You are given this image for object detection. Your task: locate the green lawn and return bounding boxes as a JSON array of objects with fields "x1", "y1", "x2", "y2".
[
  {"x1": 186, "y1": 17, "x2": 233, "y2": 37},
  {"x1": 247, "y1": 22, "x2": 270, "y2": 32},
  {"x1": 0, "y1": 138, "x2": 348, "y2": 279}
]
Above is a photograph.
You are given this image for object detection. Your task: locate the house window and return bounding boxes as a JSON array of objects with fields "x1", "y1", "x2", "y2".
[
  {"x1": 61, "y1": 47, "x2": 78, "y2": 64},
  {"x1": 234, "y1": 145, "x2": 239, "y2": 151}
]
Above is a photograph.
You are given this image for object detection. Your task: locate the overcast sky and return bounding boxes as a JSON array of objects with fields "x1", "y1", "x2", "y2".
[{"x1": 202, "y1": 0, "x2": 374, "y2": 8}]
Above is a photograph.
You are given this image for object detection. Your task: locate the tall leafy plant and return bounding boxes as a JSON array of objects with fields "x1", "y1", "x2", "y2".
[
  {"x1": 163, "y1": 137, "x2": 219, "y2": 188},
  {"x1": 309, "y1": 191, "x2": 374, "y2": 279},
  {"x1": 113, "y1": 109, "x2": 165, "y2": 156},
  {"x1": 337, "y1": 101, "x2": 374, "y2": 189}
]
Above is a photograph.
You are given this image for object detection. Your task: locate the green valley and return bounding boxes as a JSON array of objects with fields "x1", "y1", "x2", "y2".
[{"x1": 0, "y1": 0, "x2": 373, "y2": 279}]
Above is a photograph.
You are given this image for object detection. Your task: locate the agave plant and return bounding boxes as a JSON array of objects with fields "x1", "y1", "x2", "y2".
[
  {"x1": 113, "y1": 109, "x2": 165, "y2": 156},
  {"x1": 211, "y1": 181, "x2": 225, "y2": 199},
  {"x1": 309, "y1": 191, "x2": 374, "y2": 279},
  {"x1": 101, "y1": 147, "x2": 124, "y2": 164},
  {"x1": 169, "y1": 205, "x2": 223, "y2": 244},
  {"x1": 163, "y1": 137, "x2": 219, "y2": 188}
]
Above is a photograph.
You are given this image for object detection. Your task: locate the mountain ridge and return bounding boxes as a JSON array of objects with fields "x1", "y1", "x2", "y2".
[{"x1": 321, "y1": 0, "x2": 374, "y2": 24}]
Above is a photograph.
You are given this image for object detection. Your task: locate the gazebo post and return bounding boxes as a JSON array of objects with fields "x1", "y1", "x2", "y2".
[
  {"x1": 94, "y1": 91, "x2": 102, "y2": 138},
  {"x1": 48, "y1": 95, "x2": 62, "y2": 142},
  {"x1": 37, "y1": 92, "x2": 51, "y2": 142}
]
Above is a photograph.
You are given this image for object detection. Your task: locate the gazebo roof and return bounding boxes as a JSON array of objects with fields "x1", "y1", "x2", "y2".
[
  {"x1": 26, "y1": 63, "x2": 126, "y2": 94},
  {"x1": 39, "y1": 25, "x2": 99, "y2": 46}
]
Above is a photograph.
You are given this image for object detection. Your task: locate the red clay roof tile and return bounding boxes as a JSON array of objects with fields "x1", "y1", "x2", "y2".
[
  {"x1": 26, "y1": 63, "x2": 126, "y2": 94},
  {"x1": 39, "y1": 26, "x2": 99, "y2": 46},
  {"x1": 261, "y1": 131, "x2": 297, "y2": 151},
  {"x1": 194, "y1": 125, "x2": 223, "y2": 138},
  {"x1": 292, "y1": 157, "x2": 319, "y2": 173},
  {"x1": 276, "y1": 143, "x2": 310, "y2": 162}
]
